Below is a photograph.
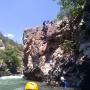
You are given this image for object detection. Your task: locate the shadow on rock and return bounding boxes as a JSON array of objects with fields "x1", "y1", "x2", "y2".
[{"x1": 23, "y1": 66, "x2": 44, "y2": 81}]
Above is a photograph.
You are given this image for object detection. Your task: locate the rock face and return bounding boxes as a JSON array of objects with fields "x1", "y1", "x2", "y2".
[
  {"x1": 23, "y1": 2, "x2": 90, "y2": 88},
  {"x1": 0, "y1": 39, "x2": 5, "y2": 50},
  {"x1": 78, "y1": 1, "x2": 90, "y2": 90},
  {"x1": 23, "y1": 18, "x2": 69, "y2": 80},
  {"x1": 23, "y1": 17, "x2": 82, "y2": 86}
]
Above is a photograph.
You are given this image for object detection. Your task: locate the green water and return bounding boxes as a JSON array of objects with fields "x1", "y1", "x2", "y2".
[{"x1": 0, "y1": 76, "x2": 76, "y2": 90}]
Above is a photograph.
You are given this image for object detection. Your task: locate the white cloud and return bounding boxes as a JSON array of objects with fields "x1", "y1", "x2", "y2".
[{"x1": 4, "y1": 33, "x2": 14, "y2": 39}]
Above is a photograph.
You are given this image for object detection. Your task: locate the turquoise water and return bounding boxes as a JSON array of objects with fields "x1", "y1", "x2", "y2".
[{"x1": 0, "y1": 76, "x2": 76, "y2": 90}]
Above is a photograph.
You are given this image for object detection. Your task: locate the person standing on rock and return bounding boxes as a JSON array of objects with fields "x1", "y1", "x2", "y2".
[{"x1": 42, "y1": 21, "x2": 48, "y2": 38}]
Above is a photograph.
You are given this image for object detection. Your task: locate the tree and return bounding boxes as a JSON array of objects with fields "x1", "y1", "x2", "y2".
[
  {"x1": 53, "y1": 0, "x2": 85, "y2": 20},
  {"x1": 0, "y1": 32, "x2": 22, "y2": 74},
  {"x1": 3, "y1": 46, "x2": 20, "y2": 74}
]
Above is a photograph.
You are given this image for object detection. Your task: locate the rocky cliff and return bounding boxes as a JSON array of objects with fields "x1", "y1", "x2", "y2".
[
  {"x1": 23, "y1": 1, "x2": 90, "y2": 88},
  {"x1": 23, "y1": 17, "x2": 80, "y2": 84}
]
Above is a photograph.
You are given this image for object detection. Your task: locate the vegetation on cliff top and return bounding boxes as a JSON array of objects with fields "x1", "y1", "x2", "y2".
[
  {"x1": 54, "y1": 0, "x2": 84, "y2": 20},
  {"x1": 53, "y1": 0, "x2": 85, "y2": 52}
]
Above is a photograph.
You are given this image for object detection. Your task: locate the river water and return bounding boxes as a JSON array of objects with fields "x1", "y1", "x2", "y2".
[{"x1": 0, "y1": 75, "x2": 78, "y2": 90}]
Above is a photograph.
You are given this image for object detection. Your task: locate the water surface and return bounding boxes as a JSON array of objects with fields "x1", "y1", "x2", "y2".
[{"x1": 0, "y1": 76, "x2": 77, "y2": 90}]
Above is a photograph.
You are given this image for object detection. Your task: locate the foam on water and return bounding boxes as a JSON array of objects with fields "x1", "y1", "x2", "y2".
[{"x1": 0, "y1": 75, "x2": 24, "y2": 79}]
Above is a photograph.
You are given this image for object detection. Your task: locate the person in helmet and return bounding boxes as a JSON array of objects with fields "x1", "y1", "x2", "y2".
[{"x1": 25, "y1": 81, "x2": 39, "y2": 90}]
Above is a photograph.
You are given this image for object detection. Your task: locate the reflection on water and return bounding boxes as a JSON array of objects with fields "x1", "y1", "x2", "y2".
[{"x1": 0, "y1": 76, "x2": 78, "y2": 90}]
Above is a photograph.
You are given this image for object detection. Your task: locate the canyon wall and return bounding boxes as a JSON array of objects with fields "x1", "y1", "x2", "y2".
[{"x1": 23, "y1": 1, "x2": 90, "y2": 88}]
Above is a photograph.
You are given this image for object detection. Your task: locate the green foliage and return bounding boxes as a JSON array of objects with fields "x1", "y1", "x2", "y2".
[
  {"x1": 0, "y1": 32, "x2": 22, "y2": 74},
  {"x1": 53, "y1": 0, "x2": 85, "y2": 19},
  {"x1": 2, "y1": 46, "x2": 20, "y2": 73},
  {"x1": 63, "y1": 40, "x2": 75, "y2": 52},
  {"x1": 0, "y1": 50, "x2": 6, "y2": 71},
  {"x1": 0, "y1": 50, "x2": 5, "y2": 60}
]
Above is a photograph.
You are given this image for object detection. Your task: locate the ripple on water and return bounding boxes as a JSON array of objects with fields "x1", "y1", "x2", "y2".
[
  {"x1": 0, "y1": 76, "x2": 77, "y2": 90},
  {"x1": 14, "y1": 87, "x2": 24, "y2": 90}
]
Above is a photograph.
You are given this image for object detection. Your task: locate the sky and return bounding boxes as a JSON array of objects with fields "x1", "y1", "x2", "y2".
[{"x1": 0, "y1": 0, "x2": 59, "y2": 44}]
